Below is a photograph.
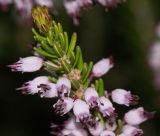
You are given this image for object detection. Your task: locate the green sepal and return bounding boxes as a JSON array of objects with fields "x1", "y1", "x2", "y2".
[
  {"x1": 48, "y1": 76, "x2": 57, "y2": 83},
  {"x1": 71, "y1": 79, "x2": 80, "y2": 89},
  {"x1": 67, "y1": 32, "x2": 77, "y2": 58},
  {"x1": 98, "y1": 78, "x2": 104, "y2": 96},
  {"x1": 115, "y1": 119, "x2": 123, "y2": 134},
  {"x1": 82, "y1": 62, "x2": 93, "y2": 84}
]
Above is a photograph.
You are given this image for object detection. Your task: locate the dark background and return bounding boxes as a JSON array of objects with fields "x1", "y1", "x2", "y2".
[{"x1": 0, "y1": 0, "x2": 160, "y2": 136}]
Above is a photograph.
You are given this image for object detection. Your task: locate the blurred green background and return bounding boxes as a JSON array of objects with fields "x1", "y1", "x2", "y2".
[{"x1": 0, "y1": 0, "x2": 160, "y2": 136}]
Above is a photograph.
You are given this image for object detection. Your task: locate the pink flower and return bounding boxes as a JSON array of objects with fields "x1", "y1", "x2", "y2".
[
  {"x1": 84, "y1": 87, "x2": 99, "y2": 108},
  {"x1": 111, "y1": 89, "x2": 139, "y2": 106},
  {"x1": 56, "y1": 77, "x2": 71, "y2": 97},
  {"x1": 8, "y1": 56, "x2": 43, "y2": 72},
  {"x1": 124, "y1": 107, "x2": 154, "y2": 125},
  {"x1": 53, "y1": 97, "x2": 74, "y2": 116},
  {"x1": 98, "y1": 96, "x2": 115, "y2": 117},
  {"x1": 78, "y1": 0, "x2": 93, "y2": 8},
  {"x1": 92, "y1": 58, "x2": 113, "y2": 77},
  {"x1": 38, "y1": 82, "x2": 58, "y2": 98},
  {"x1": 35, "y1": 0, "x2": 54, "y2": 8},
  {"x1": 121, "y1": 125, "x2": 143, "y2": 136},
  {"x1": 17, "y1": 76, "x2": 49, "y2": 94},
  {"x1": 73, "y1": 99, "x2": 90, "y2": 124}
]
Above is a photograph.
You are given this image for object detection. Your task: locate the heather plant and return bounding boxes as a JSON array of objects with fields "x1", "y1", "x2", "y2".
[{"x1": 8, "y1": 6, "x2": 154, "y2": 136}]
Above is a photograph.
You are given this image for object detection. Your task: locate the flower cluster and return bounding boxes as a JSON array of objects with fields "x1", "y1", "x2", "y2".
[
  {"x1": 0, "y1": 0, "x2": 126, "y2": 25},
  {"x1": 9, "y1": 6, "x2": 154, "y2": 136}
]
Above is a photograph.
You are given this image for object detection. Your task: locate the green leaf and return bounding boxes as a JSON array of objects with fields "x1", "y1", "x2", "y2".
[
  {"x1": 58, "y1": 23, "x2": 63, "y2": 33},
  {"x1": 61, "y1": 60, "x2": 71, "y2": 73},
  {"x1": 41, "y1": 41, "x2": 55, "y2": 55},
  {"x1": 70, "y1": 51, "x2": 75, "y2": 65},
  {"x1": 43, "y1": 62, "x2": 63, "y2": 71},
  {"x1": 84, "y1": 79, "x2": 90, "y2": 89},
  {"x1": 98, "y1": 79, "x2": 104, "y2": 96},
  {"x1": 95, "y1": 80, "x2": 99, "y2": 91},
  {"x1": 77, "y1": 47, "x2": 83, "y2": 71},
  {"x1": 34, "y1": 47, "x2": 57, "y2": 58},
  {"x1": 71, "y1": 79, "x2": 80, "y2": 89},
  {"x1": 67, "y1": 32, "x2": 77, "y2": 58},
  {"x1": 115, "y1": 119, "x2": 123, "y2": 134},
  {"x1": 73, "y1": 46, "x2": 81, "y2": 67},
  {"x1": 64, "y1": 32, "x2": 69, "y2": 53},
  {"x1": 52, "y1": 43, "x2": 64, "y2": 57},
  {"x1": 32, "y1": 28, "x2": 47, "y2": 42},
  {"x1": 48, "y1": 76, "x2": 57, "y2": 83},
  {"x1": 82, "y1": 62, "x2": 93, "y2": 83},
  {"x1": 81, "y1": 63, "x2": 88, "y2": 80}
]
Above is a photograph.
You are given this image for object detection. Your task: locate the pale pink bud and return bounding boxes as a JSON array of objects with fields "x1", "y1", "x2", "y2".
[
  {"x1": 92, "y1": 58, "x2": 113, "y2": 77},
  {"x1": 64, "y1": 0, "x2": 81, "y2": 25},
  {"x1": 17, "y1": 76, "x2": 49, "y2": 94},
  {"x1": 121, "y1": 125, "x2": 143, "y2": 136},
  {"x1": 53, "y1": 97, "x2": 74, "y2": 116},
  {"x1": 100, "y1": 130, "x2": 115, "y2": 136},
  {"x1": 124, "y1": 107, "x2": 154, "y2": 125},
  {"x1": 38, "y1": 82, "x2": 58, "y2": 98},
  {"x1": 89, "y1": 121, "x2": 104, "y2": 136},
  {"x1": 73, "y1": 99, "x2": 90, "y2": 124},
  {"x1": 56, "y1": 77, "x2": 71, "y2": 97},
  {"x1": 111, "y1": 89, "x2": 139, "y2": 106},
  {"x1": 84, "y1": 87, "x2": 99, "y2": 108},
  {"x1": 99, "y1": 96, "x2": 115, "y2": 117},
  {"x1": 8, "y1": 56, "x2": 43, "y2": 72}
]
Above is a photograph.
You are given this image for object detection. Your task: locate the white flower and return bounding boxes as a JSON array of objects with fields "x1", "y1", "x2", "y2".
[
  {"x1": 124, "y1": 107, "x2": 154, "y2": 125},
  {"x1": 98, "y1": 96, "x2": 115, "y2": 117},
  {"x1": 121, "y1": 125, "x2": 143, "y2": 136},
  {"x1": 111, "y1": 89, "x2": 139, "y2": 106},
  {"x1": 8, "y1": 56, "x2": 43, "y2": 72},
  {"x1": 16, "y1": 76, "x2": 49, "y2": 94},
  {"x1": 84, "y1": 87, "x2": 99, "y2": 108},
  {"x1": 92, "y1": 58, "x2": 113, "y2": 77},
  {"x1": 77, "y1": 0, "x2": 93, "y2": 8},
  {"x1": 64, "y1": 0, "x2": 81, "y2": 25},
  {"x1": 100, "y1": 130, "x2": 115, "y2": 136},
  {"x1": 89, "y1": 121, "x2": 104, "y2": 136},
  {"x1": 106, "y1": 119, "x2": 117, "y2": 131},
  {"x1": 56, "y1": 77, "x2": 71, "y2": 97},
  {"x1": 39, "y1": 82, "x2": 58, "y2": 98},
  {"x1": 73, "y1": 99, "x2": 90, "y2": 124},
  {"x1": 53, "y1": 97, "x2": 74, "y2": 116}
]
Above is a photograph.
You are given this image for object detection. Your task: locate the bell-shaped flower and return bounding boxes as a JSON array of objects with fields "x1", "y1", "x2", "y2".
[
  {"x1": 8, "y1": 56, "x2": 43, "y2": 72},
  {"x1": 92, "y1": 58, "x2": 113, "y2": 77},
  {"x1": 38, "y1": 82, "x2": 58, "y2": 98},
  {"x1": 98, "y1": 96, "x2": 115, "y2": 117},
  {"x1": 121, "y1": 125, "x2": 143, "y2": 136},
  {"x1": 53, "y1": 97, "x2": 74, "y2": 116},
  {"x1": 73, "y1": 99, "x2": 90, "y2": 124},
  {"x1": 111, "y1": 89, "x2": 139, "y2": 106},
  {"x1": 124, "y1": 107, "x2": 154, "y2": 125},
  {"x1": 88, "y1": 121, "x2": 104, "y2": 136},
  {"x1": 84, "y1": 87, "x2": 99, "y2": 108},
  {"x1": 16, "y1": 76, "x2": 49, "y2": 94},
  {"x1": 100, "y1": 130, "x2": 115, "y2": 136},
  {"x1": 56, "y1": 77, "x2": 71, "y2": 97}
]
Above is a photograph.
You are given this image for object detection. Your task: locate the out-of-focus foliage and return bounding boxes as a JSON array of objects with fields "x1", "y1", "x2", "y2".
[{"x1": 0, "y1": 0, "x2": 159, "y2": 136}]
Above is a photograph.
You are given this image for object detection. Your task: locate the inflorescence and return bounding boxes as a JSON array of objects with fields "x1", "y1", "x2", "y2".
[{"x1": 8, "y1": 6, "x2": 154, "y2": 136}]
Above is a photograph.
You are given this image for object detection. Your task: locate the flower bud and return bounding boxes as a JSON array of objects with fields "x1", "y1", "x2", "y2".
[
  {"x1": 121, "y1": 125, "x2": 143, "y2": 136},
  {"x1": 84, "y1": 87, "x2": 99, "y2": 108},
  {"x1": 17, "y1": 76, "x2": 49, "y2": 94},
  {"x1": 98, "y1": 96, "x2": 115, "y2": 117},
  {"x1": 38, "y1": 82, "x2": 57, "y2": 98},
  {"x1": 56, "y1": 77, "x2": 71, "y2": 97},
  {"x1": 100, "y1": 130, "x2": 115, "y2": 136},
  {"x1": 73, "y1": 99, "x2": 90, "y2": 124},
  {"x1": 53, "y1": 97, "x2": 74, "y2": 116},
  {"x1": 32, "y1": 6, "x2": 52, "y2": 33},
  {"x1": 8, "y1": 56, "x2": 43, "y2": 72},
  {"x1": 111, "y1": 89, "x2": 139, "y2": 106},
  {"x1": 124, "y1": 107, "x2": 154, "y2": 125},
  {"x1": 92, "y1": 58, "x2": 113, "y2": 77}
]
